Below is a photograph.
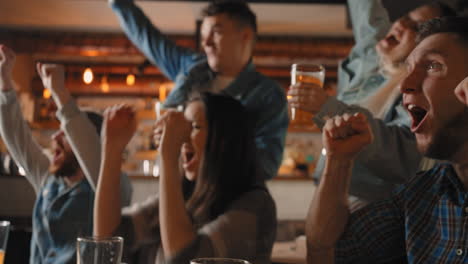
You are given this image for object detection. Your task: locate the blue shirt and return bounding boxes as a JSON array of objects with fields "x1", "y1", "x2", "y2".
[
  {"x1": 336, "y1": 164, "x2": 468, "y2": 263},
  {"x1": 31, "y1": 177, "x2": 94, "y2": 264},
  {"x1": 312, "y1": 0, "x2": 422, "y2": 202},
  {"x1": 0, "y1": 90, "x2": 133, "y2": 264},
  {"x1": 111, "y1": 0, "x2": 288, "y2": 179}
]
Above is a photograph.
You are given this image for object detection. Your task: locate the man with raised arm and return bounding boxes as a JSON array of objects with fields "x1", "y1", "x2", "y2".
[
  {"x1": 306, "y1": 17, "x2": 468, "y2": 263},
  {"x1": 289, "y1": 0, "x2": 454, "y2": 201},
  {"x1": 0, "y1": 45, "x2": 132, "y2": 264},
  {"x1": 109, "y1": 0, "x2": 288, "y2": 180}
]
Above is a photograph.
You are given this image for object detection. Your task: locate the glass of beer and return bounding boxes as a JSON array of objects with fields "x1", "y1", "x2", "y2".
[
  {"x1": 289, "y1": 64, "x2": 325, "y2": 121},
  {"x1": 0, "y1": 221, "x2": 10, "y2": 264},
  {"x1": 191, "y1": 258, "x2": 251, "y2": 264},
  {"x1": 76, "y1": 236, "x2": 123, "y2": 264}
]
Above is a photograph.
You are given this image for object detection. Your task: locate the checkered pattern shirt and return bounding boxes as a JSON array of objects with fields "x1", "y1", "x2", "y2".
[{"x1": 335, "y1": 163, "x2": 468, "y2": 263}]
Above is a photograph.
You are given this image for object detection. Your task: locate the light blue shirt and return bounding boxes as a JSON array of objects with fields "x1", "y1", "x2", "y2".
[{"x1": 31, "y1": 177, "x2": 94, "y2": 264}]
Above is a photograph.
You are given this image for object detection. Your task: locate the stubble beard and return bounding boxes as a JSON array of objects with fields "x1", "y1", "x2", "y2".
[
  {"x1": 424, "y1": 106, "x2": 468, "y2": 161},
  {"x1": 49, "y1": 154, "x2": 80, "y2": 178}
]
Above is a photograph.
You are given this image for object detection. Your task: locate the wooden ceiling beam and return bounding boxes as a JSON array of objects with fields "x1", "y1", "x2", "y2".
[{"x1": 0, "y1": 29, "x2": 352, "y2": 63}]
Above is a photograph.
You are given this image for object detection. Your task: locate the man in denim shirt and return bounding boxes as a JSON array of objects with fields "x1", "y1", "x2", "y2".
[
  {"x1": 0, "y1": 46, "x2": 132, "y2": 264},
  {"x1": 109, "y1": 0, "x2": 288, "y2": 180},
  {"x1": 289, "y1": 0, "x2": 453, "y2": 201}
]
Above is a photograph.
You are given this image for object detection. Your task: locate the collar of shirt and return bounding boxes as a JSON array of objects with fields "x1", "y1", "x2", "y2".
[
  {"x1": 210, "y1": 76, "x2": 234, "y2": 94},
  {"x1": 437, "y1": 163, "x2": 467, "y2": 206},
  {"x1": 221, "y1": 61, "x2": 256, "y2": 99},
  {"x1": 163, "y1": 60, "x2": 256, "y2": 107}
]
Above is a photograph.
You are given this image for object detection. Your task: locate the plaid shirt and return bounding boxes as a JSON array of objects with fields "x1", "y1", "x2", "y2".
[{"x1": 336, "y1": 164, "x2": 468, "y2": 263}]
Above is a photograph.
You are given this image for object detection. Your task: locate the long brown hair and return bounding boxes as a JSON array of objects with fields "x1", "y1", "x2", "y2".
[{"x1": 182, "y1": 92, "x2": 259, "y2": 224}]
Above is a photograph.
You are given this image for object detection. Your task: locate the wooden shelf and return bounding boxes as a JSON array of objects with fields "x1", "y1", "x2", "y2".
[
  {"x1": 136, "y1": 109, "x2": 156, "y2": 120},
  {"x1": 288, "y1": 125, "x2": 320, "y2": 133},
  {"x1": 132, "y1": 150, "x2": 158, "y2": 160}
]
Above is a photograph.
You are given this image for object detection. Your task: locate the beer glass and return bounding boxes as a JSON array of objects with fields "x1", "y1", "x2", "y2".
[
  {"x1": 76, "y1": 236, "x2": 123, "y2": 264},
  {"x1": 0, "y1": 221, "x2": 10, "y2": 264},
  {"x1": 190, "y1": 258, "x2": 251, "y2": 264},
  {"x1": 289, "y1": 64, "x2": 325, "y2": 121}
]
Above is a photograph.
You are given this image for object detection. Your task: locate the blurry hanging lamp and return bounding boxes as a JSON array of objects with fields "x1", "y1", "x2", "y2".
[
  {"x1": 126, "y1": 73, "x2": 136, "y2": 86},
  {"x1": 42, "y1": 89, "x2": 51, "y2": 99},
  {"x1": 83, "y1": 67, "x2": 94, "y2": 84},
  {"x1": 101, "y1": 75, "x2": 110, "y2": 93}
]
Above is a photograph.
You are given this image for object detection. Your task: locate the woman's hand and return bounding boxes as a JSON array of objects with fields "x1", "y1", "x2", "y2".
[
  {"x1": 102, "y1": 105, "x2": 137, "y2": 153},
  {"x1": 0, "y1": 45, "x2": 16, "y2": 91},
  {"x1": 455, "y1": 76, "x2": 468, "y2": 106},
  {"x1": 154, "y1": 110, "x2": 191, "y2": 160},
  {"x1": 323, "y1": 112, "x2": 374, "y2": 161}
]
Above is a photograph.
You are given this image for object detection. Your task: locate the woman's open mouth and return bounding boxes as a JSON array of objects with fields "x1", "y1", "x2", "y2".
[
  {"x1": 407, "y1": 104, "x2": 428, "y2": 132},
  {"x1": 181, "y1": 145, "x2": 197, "y2": 170}
]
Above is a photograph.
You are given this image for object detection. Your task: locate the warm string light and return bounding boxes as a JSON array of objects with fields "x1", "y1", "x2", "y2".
[
  {"x1": 126, "y1": 74, "x2": 135, "y2": 86},
  {"x1": 83, "y1": 68, "x2": 93, "y2": 84},
  {"x1": 42, "y1": 89, "x2": 51, "y2": 99},
  {"x1": 101, "y1": 75, "x2": 109, "y2": 93}
]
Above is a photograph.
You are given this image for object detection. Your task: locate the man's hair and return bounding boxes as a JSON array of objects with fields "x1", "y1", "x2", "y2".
[
  {"x1": 84, "y1": 111, "x2": 103, "y2": 137},
  {"x1": 418, "y1": 16, "x2": 468, "y2": 44},
  {"x1": 201, "y1": 0, "x2": 257, "y2": 34}
]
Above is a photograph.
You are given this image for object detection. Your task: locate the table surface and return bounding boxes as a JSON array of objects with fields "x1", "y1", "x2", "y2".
[{"x1": 271, "y1": 236, "x2": 307, "y2": 264}]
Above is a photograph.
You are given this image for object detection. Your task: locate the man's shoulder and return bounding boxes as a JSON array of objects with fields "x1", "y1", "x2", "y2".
[
  {"x1": 394, "y1": 164, "x2": 448, "y2": 202},
  {"x1": 251, "y1": 70, "x2": 281, "y2": 89},
  {"x1": 247, "y1": 70, "x2": 286, "y2": 102}
]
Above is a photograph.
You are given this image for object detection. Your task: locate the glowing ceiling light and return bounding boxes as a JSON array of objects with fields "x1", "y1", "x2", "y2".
[
  {"x1": 83, "y1": 68, "x2": 93, "y2": 84},
  {"x1": 126, "y1": 74, "x2": 135, "y2": 86},
  {"x1": 101, "y1": 75, "x2": 109, "y2": 93},
  {"x1": 43, "y1": 89, "x2": 51, "y2": 99}
]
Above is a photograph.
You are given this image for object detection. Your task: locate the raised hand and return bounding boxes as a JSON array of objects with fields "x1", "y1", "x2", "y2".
[
  {"x1": 0, "y1": 45, "x2": 16, "y2": 91},
  {"x1": 36, "y1": 63, "x2": 65, "y2": 94},
  {"x1": 455, "y1": 76, "x2": 468, "y2": 106},
  {"x1": 154, "y1": 110, "x2": 191, "y2": 160},
  {"x1": 102, "y1": 105, "x2": 137, "y2": 153},
  {"x1": 287, "y1": 82, "x2": 329, "y2": 114},
  {"x1": 323, "y1": 113, "x2": 373, "y2": 161}
]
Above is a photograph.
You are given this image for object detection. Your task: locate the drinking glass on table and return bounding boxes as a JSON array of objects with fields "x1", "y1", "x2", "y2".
[
  {"x1": 0, "y1": 221, "x2": 10, "y2": 264},
  {"x1": 289, "y1": 63, "x2": 326, "y2": 121},
  {"x1": 191, "y1": 258, "x2": 251, "y2": 264},
  {"x1": 76, "y1": 236, "x2": 123, "y2": 264}
]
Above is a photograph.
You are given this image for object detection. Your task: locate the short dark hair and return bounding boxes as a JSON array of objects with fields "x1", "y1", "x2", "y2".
[
  {"x1": 201, "y1": 0, "x2": 257, "y2": 34},
  {"x1": 84, "y1": 111, "x2": 103, "y2": 137},
  {"x1": 418, "y1": 16, "x2": 468, "y2": 44}
]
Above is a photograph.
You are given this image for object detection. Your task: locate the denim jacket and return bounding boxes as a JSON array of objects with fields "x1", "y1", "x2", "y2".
[
  {"x1": 111, "y1": 0, "x2": 288, "y2": 179},
  {"x1": 31, "y1": 177, "x2": 94, "y2": 264},
  {"x1": 313, "y1": 0, "x2": 422, "y2": 202}
]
